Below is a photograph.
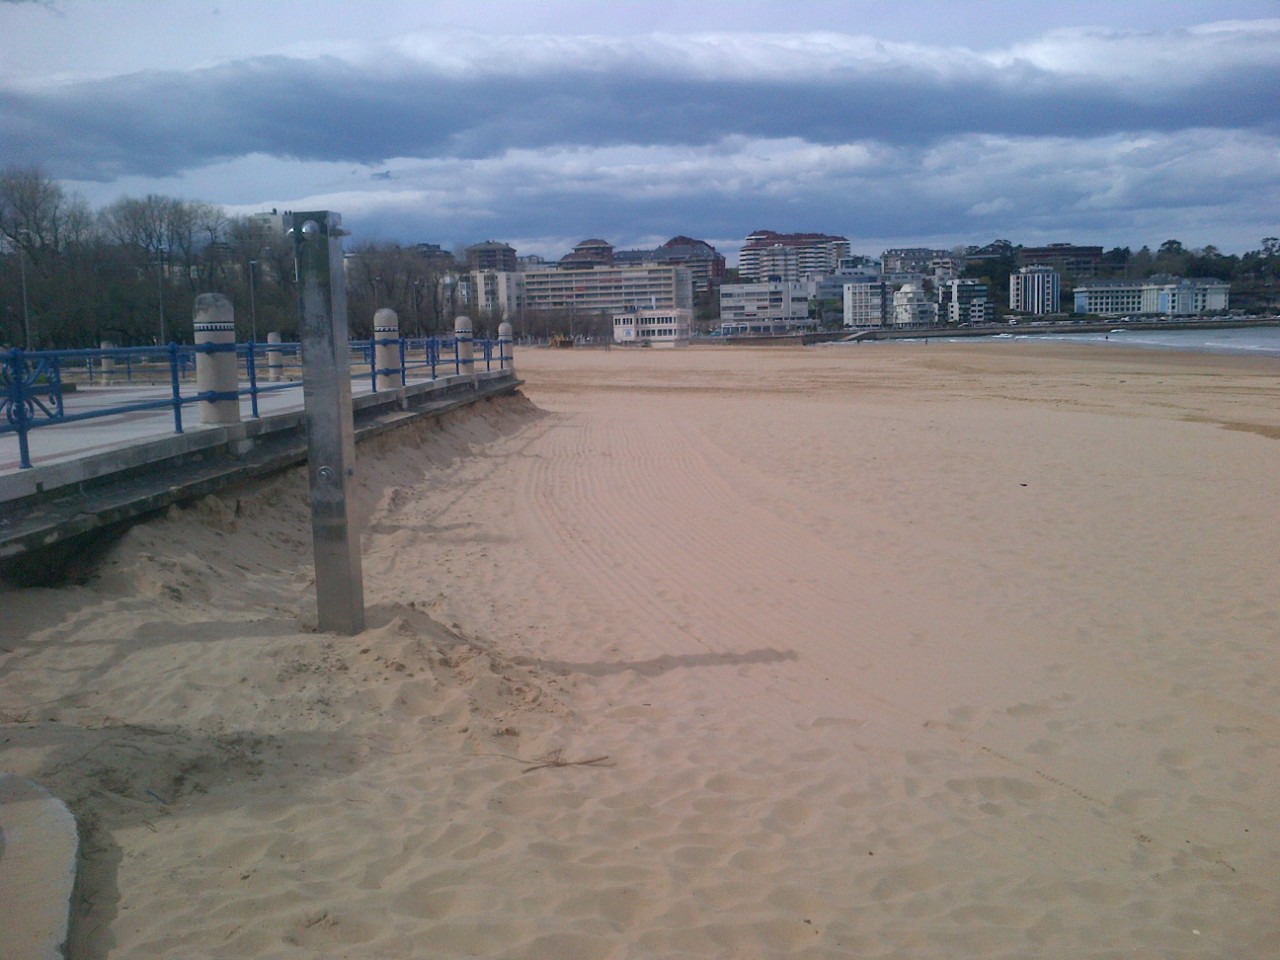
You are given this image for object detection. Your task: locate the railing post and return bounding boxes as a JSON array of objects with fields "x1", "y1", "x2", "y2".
[
  {"x1": 373, "y1": 307, "x2": 401, "y2": 392},
  {"x1": 266, "y1": 331, "x2": 284, "y2": 382},
  {"x1": 193, "y1": 293, "x2": 241, "y2": 425},
  {"x1": 246, "y1": 341, "x2": 260, "y2": 419},
  {"x1": 498, "y1": 321, "x2": 514, "y2": 374},
  {"x1": 398, "y1": 337, "x2": 407, "y2": 386},
  {"x1": 454, "y1": 315, "x2": 473, "y2": 383},
  {"x1": 429, "y1": 335, "x2": 438, "y2": 380},
  {"x1": 100, "y1": 341, "x2": 117, "y2": 384},
  {"x1": 4, "y1": 348, "x2": 34, "y2": 469},
  {"x1": 50, "y1": 357, "x2": 65, "y2": 419},
  {"x1": 167, "y1": 342, "x2": 184, "y2": 434}
]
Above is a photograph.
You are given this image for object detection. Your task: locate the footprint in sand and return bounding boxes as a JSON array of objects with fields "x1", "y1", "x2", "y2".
[{"x1": 1157, "y1": 746, "x2": 1201, "y2": 770}]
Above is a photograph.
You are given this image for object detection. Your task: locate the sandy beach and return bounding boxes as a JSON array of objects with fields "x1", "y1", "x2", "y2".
[{"x1": 2, "y1": 340, "x2": 1278, "y2": 958}]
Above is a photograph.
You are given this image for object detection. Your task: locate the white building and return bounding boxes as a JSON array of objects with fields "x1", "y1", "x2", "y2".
[
  {"x1": 738, "y1": 231, "x2": 851, "y2": 282},
  {"x1": 892, "y1": 284, "x2": 938, "y2": 327},
  {"x1": 611, "y1": 308, "x2": 692, "y2": 346},
  {"x1": 521, "y1": 263, "x2": 692, "y2": 317},
  {"x1": 469, "y1": 269, "x2": 523, "y2": 320},
  {"x1": 881, "y1": 247, "x2": 951, "y2": 274},
  {"x1": 843, "y1": 277, "x2": 887, "y2": 328},
  {"x1": 1009, "y1": 265, "x2": 1061, "y2": 315},
  {"x1": 719, "y1": 280, "x2": 815, "y2": 326},
  {"x1": 1072, "y1": 276, "x2": 1230, "y2": 316}
]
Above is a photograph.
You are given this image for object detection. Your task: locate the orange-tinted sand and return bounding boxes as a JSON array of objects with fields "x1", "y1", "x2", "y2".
[{"x1": 3, "y1": 341, "x2": 1278, "y2": 958}]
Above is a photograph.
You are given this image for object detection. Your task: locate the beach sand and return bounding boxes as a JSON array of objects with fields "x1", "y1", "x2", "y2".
[{"x1": 2, "y1": 341, "x2": 1278, "y2": 958}]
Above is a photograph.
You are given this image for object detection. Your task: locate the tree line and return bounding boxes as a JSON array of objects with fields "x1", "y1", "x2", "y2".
[
  {"x1": 962, "y1": 238, "x2": 1280, "y2": 313},
  {"x1": 0, "y1": 166, "x2": 467, "y2": 350}
]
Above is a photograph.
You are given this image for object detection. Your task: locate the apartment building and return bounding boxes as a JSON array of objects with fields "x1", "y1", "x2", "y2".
[
  {"x1": 1018, "y1": 243, "x2": 1103, "y2": 278},
  {"x1": 739, "y1": 230, "x2": 851, "y2": 282},
  {"x1": 466, "y1": 241, "x2": 518, "y2": 273},
  {"x1": 614, "y1": 236, "x2": 727, "y2": 293},
  {"x1": 522, "y1": 263, "x2": 693, "y2": 317},
  {"x1": 939, "y1": 278, "x2": 993, "y2": 325},
  {"x1": 881, "y1": 247, "x2": 951, "y2": 275},
  {"x1": 469, "y1": 269, "x2": 523, "y2": 320},
  {"x1": 1009, "y1": 265, "x2": 1061, "y2": 315},
  {"x1": 719, "y1": 279, "x2": 815, "y2": 326},
  {"x1": 892, "y1": 284, "x2": 938, "y2": 327},
  {"x1": 843, "y1": 277, "x2": 888, "y2": 328}
]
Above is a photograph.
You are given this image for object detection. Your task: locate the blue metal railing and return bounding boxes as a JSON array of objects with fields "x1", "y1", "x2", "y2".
[{"x1": 2, "y1": 334, "x2": 511, "y2": 470}]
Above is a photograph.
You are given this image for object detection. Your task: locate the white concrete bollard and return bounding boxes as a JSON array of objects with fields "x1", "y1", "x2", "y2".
[
  {"x1": 193, "y1": 293, "x2": 241, "y2": 425},
  {"x1": 374, "y1": 307, "x2": 401, "y2": 391},
  {"x1": 266, "y1": 331, "x2": 283, "y2": 382},
  {"x1": 99, "y1": 340, "x2": 116, "y2": 384},
  {"x1": 498, "y1": 321, "x2": 514, "y2": 374},
  {"x1": 454, "y1": 315, "x2": 474, "y2": 384}
]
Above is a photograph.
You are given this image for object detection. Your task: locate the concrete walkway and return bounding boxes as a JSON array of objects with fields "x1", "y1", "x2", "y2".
[
  {"x1": 1, "y1": 360, "x2": 491, "y2": 477},
  {"x1": 1, "y1": 367, "x2": 520, "y2": 569}
]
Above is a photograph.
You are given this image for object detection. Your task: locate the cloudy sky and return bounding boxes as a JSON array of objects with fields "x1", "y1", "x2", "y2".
[{"x1": 3, "y1": 0, "x2": 1278, "y2": 262}]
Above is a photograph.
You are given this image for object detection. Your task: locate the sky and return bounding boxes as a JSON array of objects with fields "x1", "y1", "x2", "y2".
[{"x1": 3, "y1": 0, "x2": 1279, "y2": 263}]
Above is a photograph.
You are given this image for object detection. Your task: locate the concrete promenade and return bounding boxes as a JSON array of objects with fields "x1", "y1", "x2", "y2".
[{"x1": 1, "y1": 366, "x2": 520, "y2": 574}]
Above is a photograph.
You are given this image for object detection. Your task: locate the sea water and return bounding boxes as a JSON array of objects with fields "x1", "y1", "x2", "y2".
[
  {"x1": 1029, "y1": 325, "x2": 1280, "y2": 358},
  {"x1": 828, "y1": 325, "x2": 1280, "y2": 358}
]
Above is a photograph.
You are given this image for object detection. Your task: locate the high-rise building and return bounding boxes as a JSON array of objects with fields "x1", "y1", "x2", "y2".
[
  {"x1": 1010, "y1": 265, "x2": 1061, "y2": 315},
  {"x1": 843, "y1": 277, "x2": 887, "y2": 328},
  {"x1": 1017, "y1": 243, "x2": 1103, "y2": 278},
  {"x1": 466, "y1": 241, "x2": 517, "y2": 273},
  {"x1": 469, "y1": 270, "x2": 523, "y2": 320},
  {"x1": 739, "y1": 230, "x2": 851, "y2": 282}
]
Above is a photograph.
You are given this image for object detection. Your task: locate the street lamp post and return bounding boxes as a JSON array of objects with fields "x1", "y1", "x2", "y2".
[
  {"x1": 248, "y1": 259, "x2": 259, "y2": 342},
  {"x1": 412, "y1": 278, "x2": 423, "y2": 337},
  {"x1": 17, "y1": 236, "x2": 30, "y2": 350},
  {"x1": 155, "y1": 250, "x2": 167, "y2": 344}
]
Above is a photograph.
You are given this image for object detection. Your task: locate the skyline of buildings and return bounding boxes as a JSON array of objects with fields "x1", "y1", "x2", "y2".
[{"x1": 323, "y1": 218, "x2": 1240, "y2": 328}]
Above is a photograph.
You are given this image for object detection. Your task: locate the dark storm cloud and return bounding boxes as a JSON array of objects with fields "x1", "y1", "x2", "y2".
[{"x1": 6, "y1": 42, "x2": 1278, "y2": 182}]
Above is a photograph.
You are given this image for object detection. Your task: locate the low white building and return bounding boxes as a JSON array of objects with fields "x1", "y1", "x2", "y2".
[
  {"x1": 1072, "y1": 276, "x2": 1229, "y2": 316},
  {"x1": 612, "y1": 308, "x2": 693, "y2": 346},
  {"x1": 719, "y1": 280, "x2": 814, "y2": 326},
  {"x1": 892, "y1": 284, "x2": 938, "y2": 327}
]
